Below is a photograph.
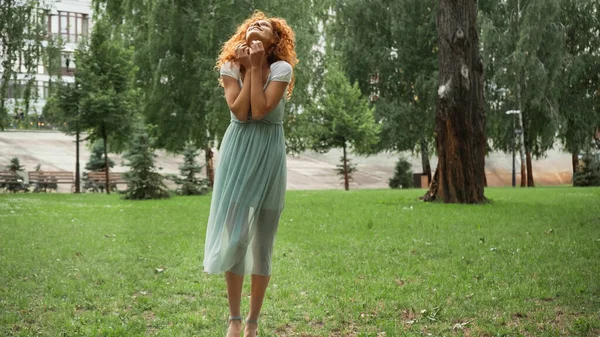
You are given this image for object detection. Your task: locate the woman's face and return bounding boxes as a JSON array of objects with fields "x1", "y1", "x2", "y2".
[{"x1": 245, "y1": 20, "x2": 276, "y2": 47}]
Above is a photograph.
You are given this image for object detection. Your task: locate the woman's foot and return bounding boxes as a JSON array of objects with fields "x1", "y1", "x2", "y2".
[
  {"x1": 227, "y1": 316, "x2": 242, "y2": 337},
  {"x1": 244, "y1": 319, "x2": 258, "y2": 337}
]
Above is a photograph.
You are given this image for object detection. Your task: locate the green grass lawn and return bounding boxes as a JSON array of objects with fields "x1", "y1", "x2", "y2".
[{"x1": 1, "y1": 188, "x2": 599, "y2": 337}]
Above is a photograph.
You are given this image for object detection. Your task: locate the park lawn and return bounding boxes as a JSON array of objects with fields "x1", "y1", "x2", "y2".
[{"x1": 0, "y1": 188, "x2": 599, "y2": 337}]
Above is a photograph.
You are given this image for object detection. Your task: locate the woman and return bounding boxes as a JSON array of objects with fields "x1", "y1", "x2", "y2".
[{"x1": 203, "y1": 11, "x2": 297, "y2": 337}]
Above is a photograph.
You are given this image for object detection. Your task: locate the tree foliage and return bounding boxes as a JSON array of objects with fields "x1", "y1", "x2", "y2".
[
  {"x1": 330, "y1": 0, "x2": 438, "y2": 156},
  {"x1": 557, "y1": 0, "x2": 600, "y2": 158},
  {"x1": 303, "y1": 61, "x2": 380, "y2": 190},
  {"x1": 93, "y1": 0, "x2": 323, "y2": 156},
  {"x1": 481, "y1": 0, "x2": 565, "y2": 187},
  {"x1": 0, "y1": 0, "x2": 49, "y2": 128},
  {"x1": 74, "y1": 19, "x2": 137, "y2": 193}
]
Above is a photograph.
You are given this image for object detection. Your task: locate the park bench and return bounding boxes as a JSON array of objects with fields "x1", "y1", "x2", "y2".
[
  {"x1": 28, "y1": 171, "x2": 75, "y2": 192},
  {"x1": 0, "y1": 171, "x2": 28, "y2": 193},
  {"x1": 85, "y1": 171, "x2": 127, "y2": 193}
]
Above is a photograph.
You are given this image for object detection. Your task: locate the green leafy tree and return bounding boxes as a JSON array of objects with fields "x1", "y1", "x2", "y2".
[
  {"x1": 93, "y1": 0, "x2": 323, "y2": 159},
  {"x1": 122, "y1": 123, "x2": 170, "y2": 200},
  {"x1": 330, "y1": 0, "x2": 438, "y2": 182},
  {"x1": 481, "y1": 0, "x2": 565, "y2": 187},
  {"x1": 556, "y1": 0, "x2": 600, "y2": 175},
  {"x1": 303, "y1": 61, "x2": 380, "y2": 191},
  {"x1": 0, "y1": 1, "x2": 48, "y2": 129},
  {"x1": 43, "y1": 81, "x2": 84, "y2": 192},
  {"x1": 75, "y1": 19, "x2": 136, "y2": 194}
]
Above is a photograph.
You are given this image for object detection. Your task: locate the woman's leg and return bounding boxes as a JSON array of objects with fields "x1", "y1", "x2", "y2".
[
  {"x1": 245, "y1": 209, "x2": 280, "y2": 335},
  {"x1": 225, "y1": 272, "x2": 244, "y2": 336},
  {"x1": 248, "y1": 274, "x2": 270, "y2": 321},
  {"x1": 224, "y1": 202, "x2": 250, "y2": 320}
]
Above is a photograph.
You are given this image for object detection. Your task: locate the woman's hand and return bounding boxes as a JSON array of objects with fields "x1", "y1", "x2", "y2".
[
  {"x1": 235, "y1": 43, "x2": 251, "y2": 70},
  {"x1": 249, "y1": 40, "x2": 265, "y2": 68}
]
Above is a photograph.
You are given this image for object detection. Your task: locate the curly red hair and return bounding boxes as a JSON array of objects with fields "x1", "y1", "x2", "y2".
[{"x1": 216, "y1": 11, "x2": 298, "y2": 99}]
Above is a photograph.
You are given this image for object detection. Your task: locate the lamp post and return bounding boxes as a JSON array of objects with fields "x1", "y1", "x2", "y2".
[{"x1": 506, "y1": 110, "x2": 521, "y2": 187}]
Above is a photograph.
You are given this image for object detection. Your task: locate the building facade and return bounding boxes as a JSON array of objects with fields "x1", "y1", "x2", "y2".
[{"x1": 2, "y1": 0, "x2": 93, "y2": 124}]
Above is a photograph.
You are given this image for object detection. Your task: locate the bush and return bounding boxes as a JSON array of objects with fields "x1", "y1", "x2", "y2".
[
  {"x1": 389, "y1": 158, "x2": 413, "y2": 189},
  {"x1": 574, "y1": 152, "x2": 600, "y2": 187}
]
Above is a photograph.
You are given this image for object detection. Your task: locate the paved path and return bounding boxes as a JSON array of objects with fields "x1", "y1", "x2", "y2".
[{"x1": 0, "y1": 131, "x2": 572, "y2": 190}]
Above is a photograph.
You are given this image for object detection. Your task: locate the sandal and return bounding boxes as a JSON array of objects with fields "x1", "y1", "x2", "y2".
[
  {"x1": 244, "y1": 318, "x2": 258, "y2": 337},
  {"x1": 227, "y1": 316, "x2": 242, "y2": 337}
]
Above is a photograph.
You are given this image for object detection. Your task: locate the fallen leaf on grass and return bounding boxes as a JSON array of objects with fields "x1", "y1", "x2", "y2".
[{"x1": 452, "y1": 321, "x2": 471, "y2": 331}]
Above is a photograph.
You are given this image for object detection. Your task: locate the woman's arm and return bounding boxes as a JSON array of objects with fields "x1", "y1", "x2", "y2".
[
  {"x1": 249, "y1": 67, "x2": 288, "y2": 120},
  {"x1": 249, "y1": 41, "x2": 290, "y2": 119},
  {"x1": 222, "y1": 73, "x2": 251, "y2": 122}
]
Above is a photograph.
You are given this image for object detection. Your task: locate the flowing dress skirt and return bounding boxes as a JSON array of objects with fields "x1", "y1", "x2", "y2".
[{"x1": 203, "y1": 120, "x2": 286, "y2": 276}]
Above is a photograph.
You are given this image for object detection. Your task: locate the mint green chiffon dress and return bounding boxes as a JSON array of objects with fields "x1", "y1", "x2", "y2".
[{"x1": 203, "y1": 60, "x2": 292, "y2": 276}]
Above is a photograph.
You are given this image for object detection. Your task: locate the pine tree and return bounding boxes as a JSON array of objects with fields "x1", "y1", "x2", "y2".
[
  {"x1": 173, "y1": 141, "x2": 208, "y2": 196},
  {"x1": 389, "y1": 158, "x2": 414, "y2": 189},
  {"x1": 122, "y1": 124, "x2": 170, "y2": 200},
  {"x1": 85, "y1": 140, "x2": 115, "y2": 172},
  {"x1": 2, "y1": 157, "x2": 27, "y2": 193},
  {"x1": 335, "y1": 157, "x2": 357, "y2": 189},
  {"x1": 6, "y1": 157, "x2": 24, "y2": 173}
]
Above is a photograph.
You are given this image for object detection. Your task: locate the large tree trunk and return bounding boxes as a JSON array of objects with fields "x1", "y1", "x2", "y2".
[
  {"x1": 420, "y1": 139, "x2": 432, "y2": 184},
  {"x1": 75, "y1": 129, "x2": 80, "y2": 193},
  {"x1": 519, "y1": 155, "x2": 527, "y2": 187},
  {"x1": 342, "y1": 142, "x2": 349, "y2": 191},
  {"x1": 423, "y1": 0, "x2": 486, "y2": 204},
  {"x1": 205, "y1": 146, "x2": 214, "y2": 188},
  {"x1": 526, "y1": 150, "x2": 535, "y2": 187},
  {"x1": 102, "y1": 126, "x2": 110, "y2": 195}
]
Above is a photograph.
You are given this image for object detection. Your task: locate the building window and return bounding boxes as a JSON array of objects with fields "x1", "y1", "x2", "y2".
[
  {"x1": 5, "y1": 80, "x2": 27, "y2": 99},
  {"x1": 61, "y1": 53, "x2": 75, "y2": 70},
  {"x1": 48, "y1": 12, "x2": 89, "y2": 42},
  {"x1": 41, "y1": 81, "x2": 50, "y2": 99},
  {"x1": 15, "y1": 50, "x2": 44, "y2": 74},
  {"x1": 38, "y1": 59, "x2": 45, "y2": 75},
  {"x1": 60, "y1": 53, "x2": 76, "y2": 76}
]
